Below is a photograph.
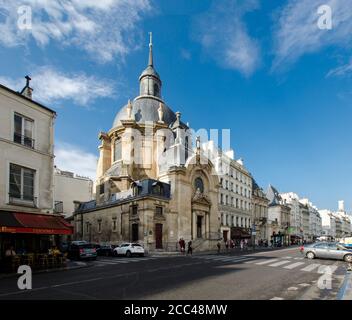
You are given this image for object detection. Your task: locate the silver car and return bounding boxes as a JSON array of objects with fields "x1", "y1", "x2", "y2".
[{"x1": 300, "y1": 242, "x2": 352, "y2": 262}]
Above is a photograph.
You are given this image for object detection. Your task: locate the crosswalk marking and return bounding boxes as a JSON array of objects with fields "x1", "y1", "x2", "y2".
[
  {"x1": 300, "y1": 264, "x2": 321, "y2": 272},
  {"x1": 294, "y1": 257, "x2": 304, "y2": 260},
  {"x1": 269, "y1": 260, "x2": 291, "y2": 267},
  {"x1": 255, "y1": 259, "x2": 279, "y2": 265},
  {"x1": 317, "y1": 265, "x2": 338, "y2": 274},
  {"x1": 283, "y1": 262, "x2": 305, "y2": 270}
]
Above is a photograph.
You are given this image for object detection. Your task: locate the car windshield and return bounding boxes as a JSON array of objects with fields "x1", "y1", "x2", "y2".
[{"x1": 132, "y1": 244, "x2": 142, "y2": 247}]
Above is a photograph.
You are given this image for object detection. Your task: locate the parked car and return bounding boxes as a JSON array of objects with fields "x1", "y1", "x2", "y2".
[
  {"x1": 300, "y1": 242, "x2": 352, "y2": 262},
  {"x1": 67, "y1": 242, "x2": 97, "y2": 260},
  {"x1": 97, "y1": 244, "x2": 116, "y2": 257},
  {"x1": 113, "y1": 243, "x2": 145, "y2": 257}
]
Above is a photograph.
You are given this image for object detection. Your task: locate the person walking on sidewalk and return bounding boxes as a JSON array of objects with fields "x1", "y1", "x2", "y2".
[
  {"x1": 230, "y1": 239, "x2": 235, "y2": 250},
  {"x1": 240, "y1": 239, "x2": 244, "y2": 251},
  {"x1": 187, "y1": 241, "x2": 193, "y2": 256},
  {"x1": 217, "y1": 240, "x2": 221, "y2": 254},
  {"x1": 225, "y1": 240, "x2": 229, "y2": 253}
]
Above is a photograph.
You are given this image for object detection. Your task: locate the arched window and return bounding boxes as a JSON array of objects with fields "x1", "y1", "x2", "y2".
[
  {"x1": 114, "y1": 138, "x2": 122, "y2": 161},
  {"x1": 194, "y1": 177, "x2": 204, "y2": 193}
]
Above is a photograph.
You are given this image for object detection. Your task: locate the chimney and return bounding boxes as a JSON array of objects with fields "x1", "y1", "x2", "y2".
[
  {"x1": 20, "y1": 75, "x2": 33, "y2": 99},
  {"x1": 338, "y1": 200, "x2": 344, "y2": 212}
]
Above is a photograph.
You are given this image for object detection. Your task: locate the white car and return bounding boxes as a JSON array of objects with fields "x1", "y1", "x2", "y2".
[{"x1": 113, "y1": 243, "x2": 145, "y2": 257}]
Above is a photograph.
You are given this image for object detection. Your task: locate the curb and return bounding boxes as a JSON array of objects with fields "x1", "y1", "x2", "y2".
[{"x1": 337, "y1": 271, "x2": 352, "y2": 300}]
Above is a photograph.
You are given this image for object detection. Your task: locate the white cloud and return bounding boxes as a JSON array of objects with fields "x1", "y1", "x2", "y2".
[
  {"x1": 0, "y1": 67, "x2": 114, "y2": 106},
  {"x1": 0, "y1": 0, "x2": 152, "y2": 63},
  {"x1": 55, "y1": 142, "x2": 98, "y2": 180},
  {"x1": 272, "y1": 0, "x2": 352, "y2": 71},
  {"x1": 193, "y1": 0, "x2": 260, "y2": 77}
]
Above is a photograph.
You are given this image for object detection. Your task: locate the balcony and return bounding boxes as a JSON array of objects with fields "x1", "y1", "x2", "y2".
[
  {"x1": 13, "y1": 132, "x2": 35, "y2": 149},
  {"x1": 9, "y1": 193, "x2": 37, "y2": 207}
]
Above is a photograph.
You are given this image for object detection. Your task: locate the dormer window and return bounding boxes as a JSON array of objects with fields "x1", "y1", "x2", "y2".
[{"x1": 152, "y1": 182, "x2": 163, "y2": 195}]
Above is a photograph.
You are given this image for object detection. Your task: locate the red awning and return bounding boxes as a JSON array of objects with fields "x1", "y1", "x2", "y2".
[{"x1": 0, "y1": 211, "x2": 73, "y2": 235}]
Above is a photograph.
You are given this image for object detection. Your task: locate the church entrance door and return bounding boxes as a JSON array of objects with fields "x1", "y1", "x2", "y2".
[{"x1": 155, "y1": 224, "x2": 163, "y2": 249}]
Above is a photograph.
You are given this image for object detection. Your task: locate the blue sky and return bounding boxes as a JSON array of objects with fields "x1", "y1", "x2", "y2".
[{"x1": 0, "y1": 0, "x2": 351, "y2": 212}]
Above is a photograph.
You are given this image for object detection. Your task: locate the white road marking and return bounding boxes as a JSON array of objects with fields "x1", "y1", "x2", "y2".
[
  {"x1": 300, "y1": 264, "x2": 321, "y2": 272},
  {"x1": 269, "y1": 260, "x2": 291, "y2": 267},
  {"x1": 283, "y1": 262, "x2": 305, "y2": 270},
  {"x1": 299, "y1": 283, "x2": 311, "y2": 287},
  {"x1": 287, "y1": 287, "x2": 299, "y2": 291},
  {"x1": 256, "y1": 259, "x2": 279, "y2": 265},
  {"x1": 294, "y1": 257, "x2": 304, "y2": 260},
  {"x1": 317, "y1": 265, "x2": 338, "y2": 274},
  {"x1": 270, "y1": 297, "x2": 284, "y2": 300}
]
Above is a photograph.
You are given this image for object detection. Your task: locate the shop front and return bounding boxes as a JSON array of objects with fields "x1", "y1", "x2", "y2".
[
  {"x1": 271, "y1": 231, "x2": 290, "y2": 247},
  {"x1": 231, "y1": 227, "x2": 251, "y2": 245},
  {"x1": 0, "y1": 210, "x2": 73, "y2": 270}
]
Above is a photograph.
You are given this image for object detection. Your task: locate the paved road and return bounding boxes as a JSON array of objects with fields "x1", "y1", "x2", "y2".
[{"x1": 0, "y1": 247, "x2": 347, "y2": 300}]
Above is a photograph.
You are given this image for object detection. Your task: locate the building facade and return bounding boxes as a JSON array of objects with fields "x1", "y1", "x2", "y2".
[
  {"x1": 299, "y1": 198, "x2": 322, "y2": 242},
  {"x1": 0, "y1": 78, "x2": 72, "y2": 261},
  {"x1": 280, "y1": 192, "x2": 303, "y2": 244},
  {"x1": 266, "y1": 185, "x2": 291, "y2": 246},
  {"x1": 319, "y1": 209, "x2": 336, "y2": 240},
  {"x1": 252, "y1": 180, "x2": 269, "y2": 244},
  {"x1": 300, "y1": 203, "x2": 310, "y2": 242},
  {"x1": 72, "y1": 36, "x2": 220, "y2": 252},
  {"x1": 53, "y1": 166, "x2": 94, "y2": 217},
  {"x1": 202, "y1": 142, "x2": 253, "y2": 244}
]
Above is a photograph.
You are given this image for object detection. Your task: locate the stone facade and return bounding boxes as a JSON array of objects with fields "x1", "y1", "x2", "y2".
[
  {"x1": 53, "y1": 167, "x2": 94, "y2": 217},
  {"x1": 72, "y1": 37, "x2": 220, "y2": 252},
  {"x1": 202, "y1": 142, "x2": 253, "y2": 243},
  {"x1": 252, "y1": 180, "x2": 269, "y2": 244},
  {"x1": 0, "y1": 81, "x2": 55, "y2": 213},
  {"x1": 266, "y1": 185, "x2": 291, "y2": 246}
]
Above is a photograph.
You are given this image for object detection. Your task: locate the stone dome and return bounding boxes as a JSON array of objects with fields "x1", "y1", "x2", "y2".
[{"x1": 112, "y1": 96, "x2": 177, "y2": 128}]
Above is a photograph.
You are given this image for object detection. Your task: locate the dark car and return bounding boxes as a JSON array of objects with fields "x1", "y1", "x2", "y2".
[
  {"x1": 96, "y1": 245, "x2": 116, "y2": 257},
  {"x1": 67, "y1": 241, "x2": 97, "y2": 260}
]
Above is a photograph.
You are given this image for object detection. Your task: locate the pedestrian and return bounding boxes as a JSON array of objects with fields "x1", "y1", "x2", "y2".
[
  {"x1": 178, "y1": 238, "x2": 183, "y2": 253},
  {"x1": 217, "y1": 240, "x2": 221, "y2": 254},
  {"x1": 187, "y1": 240, "x2": 193, "y2": 255},
  {"x1": 240, "y1": 239, "x2": 244, "y2": 251},
  {"x1": 5, "y1": 246, "x2": 16, "y2": 257},
  {"x1": 230, "y1": 239, "x2": 235, "y2": 249},
  {"x1": 244, "y1": 238, "x2": 248, "y2": 250},
  {"x1": 225, "y1": 240, "x2": 229, "y2": 253}
]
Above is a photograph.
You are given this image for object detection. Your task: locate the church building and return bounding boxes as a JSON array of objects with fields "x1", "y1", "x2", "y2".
[{"x1": 72, "y1": 34, "x2": 220, "y2": 252}]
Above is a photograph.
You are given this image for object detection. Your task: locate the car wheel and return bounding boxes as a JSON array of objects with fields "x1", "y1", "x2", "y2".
[
  {"x1": 126, "y1": 251, "x2": 132, "y2": 257},
  {"x1": 306, "y1": 252, "x2": 315, "y2": 259},
  {"x1": 344, "y1": 254, "x2": 352, "y2": 263}
]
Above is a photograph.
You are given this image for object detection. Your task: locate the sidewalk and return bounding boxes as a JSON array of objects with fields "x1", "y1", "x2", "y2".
[
  {"x1": 337, "y1": 270, "x2": 352, "y2": 300},
  {"x1": 0, "y1": 259, "x2": 89, "y2": 280}
]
